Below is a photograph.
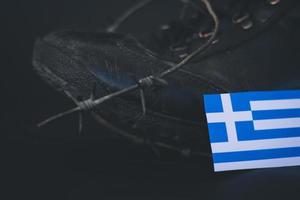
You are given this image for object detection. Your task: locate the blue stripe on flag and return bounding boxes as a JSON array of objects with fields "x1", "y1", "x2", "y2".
[
  {"x1": 203, "y1": 89, "x2": 300, "y2": 171},
  {"x1": 203, "y1": 94, "x2": 223, "y2": 113},
  {"x1": 236, "y1": 122, "x2": 300, "y2": 141},
  {"x1": 207, "y1": 123, "x2": 228, "y2": 143},
  {"x1": 230, "y1": 90, "x2": 300, "y2": 111},
  {"x1": 213, "y1": 147, "x2": 300, "y2": 163},
  {"x1": 252, "y1": 109, "x2": 300, "y2": 120}
]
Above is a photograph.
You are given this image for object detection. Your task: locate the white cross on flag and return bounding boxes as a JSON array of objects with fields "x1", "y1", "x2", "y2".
[{"x1": 203, "y1": 90, "x2": 300, "y2": 172}]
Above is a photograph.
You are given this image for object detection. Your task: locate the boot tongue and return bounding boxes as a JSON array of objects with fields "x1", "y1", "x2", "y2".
[{"x1": 139, "y1": 0, "x2": 250, "y2": 61}]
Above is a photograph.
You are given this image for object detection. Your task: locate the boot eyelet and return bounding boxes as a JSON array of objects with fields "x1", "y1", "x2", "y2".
[
  {"x1": 241, "y1": 20, "x2": 254, "y2": 30},
  {"x1": 199, "y1": 31, "x2": 213, "y2": 39},
  {"x1": 267, "y1": 0, "x2": 280, "y2": 6},
  {"x1": 232, "y1": 12, "x2": 253, "y2": 30},
  {"x1": 232, "y1": 13, "x2": 250, "y2": 24}
]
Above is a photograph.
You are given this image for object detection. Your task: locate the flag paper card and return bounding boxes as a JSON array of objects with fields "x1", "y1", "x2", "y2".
[{"x1": 203, "y1": 90, "x2": 300, "y2": 172}]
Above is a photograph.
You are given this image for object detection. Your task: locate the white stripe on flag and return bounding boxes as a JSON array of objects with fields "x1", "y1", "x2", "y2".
[
  {"x1": 253, "y1": 117, "x2": 300, "y2": 130},
  {"x1": 214, "y1": 156, "x2": 300, "y2": 172},
  {"x1": 250, "y1": 99, "x2": 300, "y2": 111},
  {"x1": 206, "y1": 111, "x2": 252, "y2": 123},
  {"x1": 211, "y1": 137, "x2": 300, "y2": 153}
]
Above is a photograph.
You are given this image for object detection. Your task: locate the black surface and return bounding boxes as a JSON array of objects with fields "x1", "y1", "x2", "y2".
[{"x1": 2, "y1": 0, "x2": 300, "y2": 199}]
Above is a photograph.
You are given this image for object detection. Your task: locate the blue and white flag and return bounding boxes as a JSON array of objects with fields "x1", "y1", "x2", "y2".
[{"x1": 204, "y1": 90, "x2": 300, "y2": 172}]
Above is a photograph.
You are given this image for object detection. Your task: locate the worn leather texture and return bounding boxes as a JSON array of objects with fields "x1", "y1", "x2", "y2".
[{"x1": 33, "y1": 0, "x2": 300, "y2": 155}]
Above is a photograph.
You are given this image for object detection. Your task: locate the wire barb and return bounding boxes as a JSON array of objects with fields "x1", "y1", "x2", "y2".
[
  {"x1": 37, "y1": 0, "x2": 219, "y2": 157},
  {"x1": 38, "y1": 0, "x2": 218, "y2": 125}
]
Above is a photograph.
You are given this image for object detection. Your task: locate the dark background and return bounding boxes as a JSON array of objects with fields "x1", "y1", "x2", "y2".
[{"x1": 2, "y1": 0, "x2": 300, "y2": 199}]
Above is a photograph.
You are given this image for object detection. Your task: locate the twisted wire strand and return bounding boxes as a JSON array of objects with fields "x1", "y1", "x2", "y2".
[
  {"x1": 38, "y1": 0, "x2": 218, "y2": 127},
  {"x1": 38, "y1": 0, "x2": 218, "y2": 126},
  {"x1": 106, "y1": 0, "x2": 153, "y2": 33},
  {"x1": 106, "y1": 0, "x2": 207, "y2": 33},
  {"x1": 38, "y1": 0, "x2": 219, "y2": 157}
]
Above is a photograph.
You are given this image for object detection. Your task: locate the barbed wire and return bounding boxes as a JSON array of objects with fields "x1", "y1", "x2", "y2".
[{"x1": 38, "y1": 0, "x2": 219, "y2": 157}]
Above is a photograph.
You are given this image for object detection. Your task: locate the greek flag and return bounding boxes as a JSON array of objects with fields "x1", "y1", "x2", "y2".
[{"x1": 204, "y1": 90, "x2": 300, "y2": 172}]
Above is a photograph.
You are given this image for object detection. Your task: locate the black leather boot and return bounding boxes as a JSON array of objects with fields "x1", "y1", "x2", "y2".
[{"x1": 33, "y1": 0, "x2": 300, "y2": 157}]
